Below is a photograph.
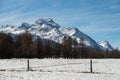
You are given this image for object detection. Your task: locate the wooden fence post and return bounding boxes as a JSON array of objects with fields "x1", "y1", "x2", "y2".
[
  {"x1": 90, "y1": 59, "x2": 93, "y2": 73},
  {"x1": 27, "y1": 59, "x2": 30, "y2": 71}
]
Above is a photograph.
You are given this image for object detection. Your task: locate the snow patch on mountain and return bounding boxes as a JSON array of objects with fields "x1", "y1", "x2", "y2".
[{"x1": 99, "y1": 41, "x2": 114, "y2": 51}]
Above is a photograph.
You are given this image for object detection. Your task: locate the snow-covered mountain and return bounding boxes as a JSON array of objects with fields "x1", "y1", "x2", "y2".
[
  {"x1": 99, "y1": 41, "x2": 114, "y2": 51},
  {"x1": 0, "y1": 18, "x2": 114, "y2": 51}
]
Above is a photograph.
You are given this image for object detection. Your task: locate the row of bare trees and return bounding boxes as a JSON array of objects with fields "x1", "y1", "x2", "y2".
[{"x1": 0, "y1": 31, "x2": 120, "y2": 59}]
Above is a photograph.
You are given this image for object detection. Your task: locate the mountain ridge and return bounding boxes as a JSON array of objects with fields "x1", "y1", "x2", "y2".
[{"x1": 0, "y1": 18, "x2": 114, "y2": 51}]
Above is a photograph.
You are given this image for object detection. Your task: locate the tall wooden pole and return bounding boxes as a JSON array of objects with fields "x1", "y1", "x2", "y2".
[
  {"x1": 90, "y1": 59, "x2": 93, "y2": 73},
  {"x1": 27, "y1": 59, "x2": 30, "y2": 71}
]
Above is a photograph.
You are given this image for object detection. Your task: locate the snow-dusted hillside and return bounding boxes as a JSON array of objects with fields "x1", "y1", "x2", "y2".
[{"x1": 0, "y1": 18, "x2": 114, "y2": 51}]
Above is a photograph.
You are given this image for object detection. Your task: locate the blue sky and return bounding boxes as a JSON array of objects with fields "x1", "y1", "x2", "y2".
[{"x1": 0, "y1": 0, "x2": 120, "y2": 49}]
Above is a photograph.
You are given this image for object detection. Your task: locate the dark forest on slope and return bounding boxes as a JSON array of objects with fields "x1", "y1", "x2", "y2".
[{"x1": 0, "y1": 31, "x2": 120, "y2": 59}]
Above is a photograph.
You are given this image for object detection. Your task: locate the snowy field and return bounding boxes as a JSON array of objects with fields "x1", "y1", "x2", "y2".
[{"x1": 0, "y1": 59, "x2": 120, "y2": 80}]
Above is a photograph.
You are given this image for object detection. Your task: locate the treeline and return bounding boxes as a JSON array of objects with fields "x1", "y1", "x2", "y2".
[{"x1": 0, "y1": 31, "x2": 120, "y2": 59}]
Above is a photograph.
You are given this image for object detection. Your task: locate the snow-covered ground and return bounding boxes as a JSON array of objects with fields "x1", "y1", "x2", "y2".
[{"x1": 0, "y1": 59, "x2": 120, "y2": 80}]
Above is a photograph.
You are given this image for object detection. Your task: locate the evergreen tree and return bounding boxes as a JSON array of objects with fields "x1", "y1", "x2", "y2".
[
  {"x1": 44, "y1": 40, "x2": 52, "y2": 58},
  {"x1": 62, "y1": 36, "x2": 72, "y2": 58},
  {"x1": 15, "y1": 31, "x2": 34, "y2": 58},
  {"x1": 35, "y1": 37, "x2": 43, "y2": 58},
  {"x1": 0, "y1": 33, "x2": 14, "y2": 58},
  {"x1": 54, "y1": 43, "x2": 62, "y2": 58},
  {"x1": 79, "y1": 38, "x2": 87, "y2": 58},
  {"x1": 111, "y1": 48, "x2": 120, "y2": 58}
]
